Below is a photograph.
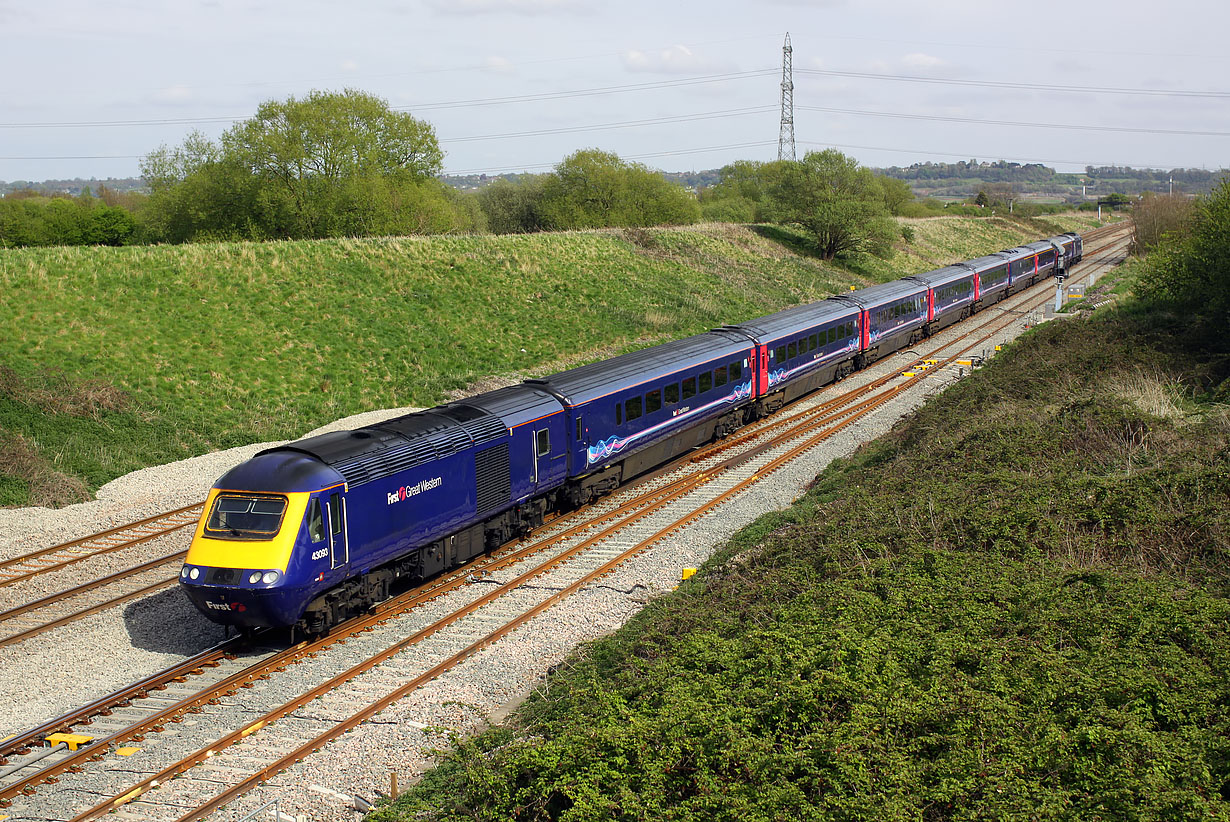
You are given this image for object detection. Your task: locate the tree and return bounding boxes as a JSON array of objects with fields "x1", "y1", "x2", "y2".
[
  {"x1": 765, "y1": 149, "x2": 898, "y2": 260},
  {"x1": 877, "y1": 176, "x2": 914, "y2": 216},
  {"x1": 139, "y1": 91, "x2": 451, "y2": 241},
  {"x1": 221, "y1": 89, "x2": 443, "y2": 237},
  {"x1": 536, "y1": 149, "x2": 700, "y2": 230},
  {"x1": 477, "y1": 176, "x2": 547, "y2": 234},
  {"x1": 1137, "y1": 179, "x2": 1230, "y2": 331}
]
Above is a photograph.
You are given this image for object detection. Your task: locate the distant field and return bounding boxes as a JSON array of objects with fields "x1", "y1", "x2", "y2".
[{"x1": 0, "y1": 213, "x2": 1109, "y2": 507}]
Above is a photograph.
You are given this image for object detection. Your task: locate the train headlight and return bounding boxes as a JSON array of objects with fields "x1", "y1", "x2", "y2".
[
  {"x1": 248, "y1": 571, "x2": 262, "y2": 584},
  {"x1": 180, "y1": 566, "x2": 190, "y2": 578},
  {"x1": 261, "y1": 571, "x2": 280, "y2": 584},
  {"x1": 188, "y1": 567, "x2": 200, "y2": 580}
]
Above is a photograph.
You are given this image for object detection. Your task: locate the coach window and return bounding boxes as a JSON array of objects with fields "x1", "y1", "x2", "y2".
[
  {"x1": 645, "y1": 389, "x2": 662, "y2": 414},
  {"x1": 774, "y1": 345, "x2": 786, "y2": 363},
  {"x1": 682, "y1": 376, "x2": 696, "y2": 400},
  {"x1": 665, "y1": 383, "x2": 679, "y2": 404},
  {"x1": 729, "y1": 360, "x2": 741, "y2": 381},
  {"x1": 307, "y1": 498, "x2": 325, "y2": 543},
  {"x1": 787, "y1": 341, "x2": 797, "y2": 360},
  {"x1": 714, "y1": 365, "x2": 727, "y2": 387},
  {"x1": 809, "y1": 334, "x2": 818, "y2": 351},
  {"x1": 626, "y1": 396, "x2": 642, "y2": 422},
  {"x1": 615, "y1": 403, "x2": 622, "y2": 425},
  {"x1": 536, "y1": 429, "x2": 551, "y2": 457},
  {"x1": 576, "y1": 417, "x2": 583, "y2": 441},
  {"x1": 699, "y1": 371, "x2": 712, "y2": 394}
]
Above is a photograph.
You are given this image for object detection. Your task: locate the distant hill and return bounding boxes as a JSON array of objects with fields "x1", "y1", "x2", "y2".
[{"x1": 0, "y1": 177, "x2": 146, "y2": 197}]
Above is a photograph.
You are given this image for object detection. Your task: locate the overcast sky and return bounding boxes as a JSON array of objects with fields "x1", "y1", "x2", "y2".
[{"x1": 2, "y1": 0, "x2": 1227, "y2": 183}]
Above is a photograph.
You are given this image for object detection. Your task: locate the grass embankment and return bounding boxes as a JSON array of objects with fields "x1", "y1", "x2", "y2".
[
  {"x1": 0, "y1": 214, "x2": 1105, "y2": 507},
  {"x1": 372, "y1": 306, "x2": 1230, "y2": 821}
]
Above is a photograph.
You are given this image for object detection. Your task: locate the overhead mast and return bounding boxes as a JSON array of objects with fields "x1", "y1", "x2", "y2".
[{"x1": 777, "y1": 32, "x2": 796, "y2": 162}]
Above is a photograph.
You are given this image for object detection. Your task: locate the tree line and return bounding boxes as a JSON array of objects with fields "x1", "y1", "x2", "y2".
[{"x1": 1, "y1": 88, "x2": 915, "y2": 263}]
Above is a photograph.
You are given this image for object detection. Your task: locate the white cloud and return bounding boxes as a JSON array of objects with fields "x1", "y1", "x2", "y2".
[
  {"x1": 900, "y1": 52, "x2": 945, "y2": 69},
  {"x1": 340, "y1": 59, "x2": 359, "y2": 72},
  {"x1": 425, "y1": 0, "x2": 589, "y2": 15},
  {"x1": 151, "y1": 84, "x2": 194, "y2": 105},
  {"x1": 622, "y1": 44, "x2": 731, "y2": 75},
  {"x1": 484, "y1": 56, "x2": 516, "y2": 74}
]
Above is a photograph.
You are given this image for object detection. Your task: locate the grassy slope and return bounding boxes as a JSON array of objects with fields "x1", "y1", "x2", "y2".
[
  {"x1": 371, "y1": 304, "x2": 1230, "y2": 822},
  {"x1": 0, "y1": 213, "x2": 1107, "y2": 507}
]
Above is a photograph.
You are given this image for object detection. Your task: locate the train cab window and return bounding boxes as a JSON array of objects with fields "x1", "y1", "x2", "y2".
[
  {"x1": 645, "y1": 389, "x2": 662, "y2": 414},
  {"x1": 536, "y1": 428, "x2": 551, "y2": 457},
  {"x1": 329, "y1": 492, "x2": 343, "y2": 535},
  {"x1": 665, "y1": 383, "x2": 679, "y2": 404},
  {"x1": 809, "y1": 334, "x2": 818, "y2": 351},
  {"x1": 774, "y1": 345, "x2": 786, "y2": 363},
  {"x1": 699, "y1": 371, "x2": 712, "y2": 394},
  {"x1": 714, "y1": 366, "x2": 727, "y2": 387},
  {"x1": 729, "y1": 361, "x2": 741, "y2": 381},
  {"x1": 205, "y1": 494, "x2": 287, "y2": 541},
  {"x1": 307, "y1": 498, "x2": 325, "y2": 543},
  {"x1": 682, "y1": 377, "x2": 696, "y2": 400},
  {"x1": 625, "y1": 396, "x2": 643, "y2": 422},
  {"x1": 787, "y1": 341, "x2": 797, "y2": 360}
]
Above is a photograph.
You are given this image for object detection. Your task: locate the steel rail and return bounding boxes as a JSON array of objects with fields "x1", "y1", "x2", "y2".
[{"x1": 0, "y1": 506, "x2": 200, "y2": 590}]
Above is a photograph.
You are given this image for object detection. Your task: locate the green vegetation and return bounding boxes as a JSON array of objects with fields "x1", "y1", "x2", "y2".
[
  {"x1": 0, "y1": 190, "x2": 137, "y2": 248},
  {"x1": 0, "y1": 214, "x2": 1103, "y2": 507},
  {"x1": 1135, "y1": 179, "x2": 1230, "y2": 331},
  {"x1": 371, "y1": 301, "x2": 1230, "y2": 822},
  {"x1": 139, "y1": 89, "x2": 472, "y2": 243}
]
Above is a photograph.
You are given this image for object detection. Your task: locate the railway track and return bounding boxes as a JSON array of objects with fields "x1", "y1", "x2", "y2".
[{"x1": 0, "y1": 224, "x2": 1133, "y2": 822}]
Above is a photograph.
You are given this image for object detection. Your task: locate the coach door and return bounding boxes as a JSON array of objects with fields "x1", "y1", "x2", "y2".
[
  {"x1": 753, "y1": 345, "x2": 769, "y2": 396},
  {"x1": 327, "y1": 490, "x2": 348, "y2": 569}
]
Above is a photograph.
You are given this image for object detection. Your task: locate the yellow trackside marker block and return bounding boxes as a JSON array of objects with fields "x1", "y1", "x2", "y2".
[
  {"x1": 956, "y1": 360, "x2": 973, "y2": 366},
  {"x1": 46, "y1": 732, "x2": 94, "y2": 751},
  {"x1": 681, "y1": 568, "x2": 697, "y2": 581},
  {"x1": 903, "y1": 371, "x2": 916, "y2": 377},
  {"x1": 116, "y1": 747, "x2": 141, "y2": 756},
  {"x1": 925, "y1": 359, "x2": 939, "y2": 365},
  {"x1": 995, "y1": 345, "x2": 1002, "y2": 351}
]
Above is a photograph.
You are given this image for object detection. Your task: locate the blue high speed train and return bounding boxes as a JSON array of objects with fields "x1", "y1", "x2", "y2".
[{"x1": 180, "y1": 232, "x2": 1082, "y2": 633}]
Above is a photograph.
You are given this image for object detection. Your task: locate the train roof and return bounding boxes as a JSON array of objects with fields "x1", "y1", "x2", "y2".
[
  {"x1": 906, "y1": 264, "x2": 974, "y2": 288},
  {"x1": 1024, "y1": 240, "x2": 1058, "y2": 252},
  {"x1": 530, "y1": 329, "x2": 751, "y2": 406},
  {"x1": 257, "y1": 390, "x2": 547, "y2": 488},
  {"x1": 214, "y1": 451, "x2": 344, "y2": 495},
  {"x1": 728, "y1": 299, "x2": 860, "y2": 340},
  {"x1": 830, "y1": 278, "x2": 926, "y2": 310},
  {"x1": 964, "y1": 253, "x2": 1010, "y2": 271}
]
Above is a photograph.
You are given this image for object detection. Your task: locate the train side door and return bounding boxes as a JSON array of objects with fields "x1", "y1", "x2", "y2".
[
  {"x1": 755, "y1": 344, "x2": 769, "y2": 396},
  {"x1": 327, "y1": 491, "x2": 348, "y2": 569},
  {"x1": 532, "y1": 417, "x2": 565, "y2": 492}
]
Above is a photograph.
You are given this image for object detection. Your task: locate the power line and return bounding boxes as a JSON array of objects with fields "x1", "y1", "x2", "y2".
[
  {"x1": 0, "y1": 71, "x2": 776, "y2": 130},
  {"x1": 445, "y1": 107, "x2": 776, "y2": 143},
  {"x1": 796, "y1": 105, "x2": 1230, "y2": 137},
  {"x1": 442, "y1": 141, "x2": 777, "y2": 176},
  {"x1": 796, "y1": 68, "x2": 1230, "y2": 99}
]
